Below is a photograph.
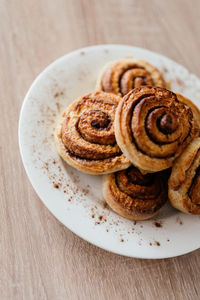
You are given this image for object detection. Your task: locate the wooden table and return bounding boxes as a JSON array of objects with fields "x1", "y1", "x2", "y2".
[{"x1": 1, "y1": 1, "x2": 200, "y2": 299}]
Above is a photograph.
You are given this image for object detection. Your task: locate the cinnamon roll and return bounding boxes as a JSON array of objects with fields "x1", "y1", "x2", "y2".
[
  {"x1": 102, "y1": 166, "x2": 167, "y2": 220},
  {"x1": 168, "y1": 138, "x2": 200, "y2": 214},
  {"x1": 55, "y1": 92, "x2": 130, "y2": 174},
  {"x1": 96, "y1": 58, "x2": 167, "y2": 97},
  {"x1": 115, "y1": 86, "x2": 199, "y2": 172},
  {"x1": 176, "y1": 93, "x2": 200, "y2": 126}
]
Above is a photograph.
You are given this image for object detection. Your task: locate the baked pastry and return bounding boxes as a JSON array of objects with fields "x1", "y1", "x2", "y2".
[
  {"x1": 96, "y1": 57, "x2": 167, "y2": 97},
  {"x1": 55, "y1": 92, "x2": 130, "y2": 174},
  {"x1": 168, "y1": 138, "x2": 200, "y2": 214},
  {"x1": 115, "y1": 86, "x2": 199, "y2": 172},
  {"x1": 102, "y1": 166, "x2": 167, "y2": 220},
  {"x1": 176, "y1": 93, "x2": 200, "y2": 126}
]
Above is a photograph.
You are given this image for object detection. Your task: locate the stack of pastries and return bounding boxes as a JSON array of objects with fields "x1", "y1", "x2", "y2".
[{"x1": 55, "y1": 58, "x2": 200, "y2": 220}]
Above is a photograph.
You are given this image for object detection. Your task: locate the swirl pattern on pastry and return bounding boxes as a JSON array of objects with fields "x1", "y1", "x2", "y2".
[
  {"x1": 115, "y1": 86, "x2": 199, "y2": 172},
  {"x1": 168, "y1": 138, "x2": 200, "y2": 215},
  {"x1": 96, "y1": 58, "x2": 167, "y2": 97},
  {"x1": 103, "y1": 166, "x2": 167, "y2": 220},
  {"x1": 55, "y1": 92, "x2": 130, "y2": 174}
]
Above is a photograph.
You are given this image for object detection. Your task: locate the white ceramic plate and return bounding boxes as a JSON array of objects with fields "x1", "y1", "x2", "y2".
[{"x1": 19, "y1": 45, "x2": 200, "y2": 259}]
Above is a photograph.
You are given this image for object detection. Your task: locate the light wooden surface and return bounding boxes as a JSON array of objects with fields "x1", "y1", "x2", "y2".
[{"x1": 1, "y1": 0, "x2": 200, "y2": 299}]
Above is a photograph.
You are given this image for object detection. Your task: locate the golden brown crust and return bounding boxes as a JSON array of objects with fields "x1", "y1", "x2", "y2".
[
  {"x1": 115, "y1": 86, "x2": 199, "y2": 172},
  {"x1": 168, "y1": 138, "x2": 200, "y2": 215},
  {"x1": 176, "y1": 93, "x2": 200, "y2": 127},
  {"x1": 96, "y1": 58, "x2": 167, "y2": 97},
  {"x1": 55, "y1": 92, "x2": 131, "y2": 174},
  {"x1": 102, "y1": 166, "x2": 167, "y2": 220}
]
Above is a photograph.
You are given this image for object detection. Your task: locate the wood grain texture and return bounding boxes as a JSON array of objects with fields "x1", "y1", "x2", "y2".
[{"x1": 1, "y1": 0, "x2": 200, "y2": 299}]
